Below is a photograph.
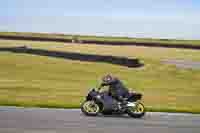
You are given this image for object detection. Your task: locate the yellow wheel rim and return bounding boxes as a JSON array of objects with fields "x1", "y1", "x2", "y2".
[
  {"x1": 83, "y1": 101, "x2": 99, "y2": 113},
  {"x1": 135, "y1": 103, "x2": 144, "y2": 113},
  {"x1": 129, "y1": 102, "x2": 145, "y2": 114}
]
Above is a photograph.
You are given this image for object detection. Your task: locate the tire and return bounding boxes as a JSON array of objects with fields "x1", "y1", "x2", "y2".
[
  {"x1": 127, "y1": 102, "x2": 145, "y2": 118},
  {"x1": 81, "y1": 100, "x2": 100, "y2": 116},
  {"x1": 102, "y1": 111, "x2": 113, "y2": 115}
]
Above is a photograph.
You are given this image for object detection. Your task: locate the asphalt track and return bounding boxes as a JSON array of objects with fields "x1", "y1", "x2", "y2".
[
  {"x1": 163, "y1": 59, "x2": 200, "y2": 69},
  {"x1": 0, "y1": 107, "x2": 200, "y2": 133}
]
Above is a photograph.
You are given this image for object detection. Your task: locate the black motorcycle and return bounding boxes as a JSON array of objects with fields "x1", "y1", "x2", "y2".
[{"x1": 81, "y1": 86, "x2": 145, "y2": 118}]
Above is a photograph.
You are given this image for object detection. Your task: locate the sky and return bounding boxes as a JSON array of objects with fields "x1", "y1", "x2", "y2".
[{"x1": 0, "y1": 0, "x2": 200, "y2": 39}]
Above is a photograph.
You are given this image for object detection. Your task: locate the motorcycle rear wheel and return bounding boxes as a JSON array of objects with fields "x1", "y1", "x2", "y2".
[
  {"x1": 81, "y1": 100, "x2": 100, "y2": 116},
  {"x1": 127, "y1": 102, "x2": 145, "y2": 118}
]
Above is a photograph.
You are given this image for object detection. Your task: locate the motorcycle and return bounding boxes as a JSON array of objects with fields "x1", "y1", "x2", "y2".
[{"x1": 81, "y1": 86, "x2": 145, "y2": 118}]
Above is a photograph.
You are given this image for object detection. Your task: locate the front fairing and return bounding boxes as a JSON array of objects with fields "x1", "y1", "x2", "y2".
[{"x1": 127, "y1": 93, "x2": 143, "y2": 102}]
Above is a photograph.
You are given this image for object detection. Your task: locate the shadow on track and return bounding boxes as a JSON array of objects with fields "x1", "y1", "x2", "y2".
[
  {"x1": 80, "y1": 113, "x2": 147, "y2": 120},
  {"x1": 0, "y1": 46, "x2": 143, "y2": 68}
]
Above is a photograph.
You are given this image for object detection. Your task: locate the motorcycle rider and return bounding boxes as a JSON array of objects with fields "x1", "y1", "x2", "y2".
[{"x1": 100, "y1": 74, "x2": 129, "y2": 105}]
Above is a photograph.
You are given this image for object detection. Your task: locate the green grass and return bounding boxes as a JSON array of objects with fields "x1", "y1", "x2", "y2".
[
  {"x1": 1, "y1": 31, "x2": 200, "y2": 46},
  {"x1": 0, "y1": 39, "x2": 200, "y2": 113}
]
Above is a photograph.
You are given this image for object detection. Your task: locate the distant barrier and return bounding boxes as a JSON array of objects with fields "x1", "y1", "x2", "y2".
[
  {"x1": 0, "y1": 35, "x2": 200, "y2": 50},
  {"x1": 0, "y1": 47, "x2": 143, "y2": 68},
  {"x1": 0, "y1": 35, "x2": 72, "y2": 42}
]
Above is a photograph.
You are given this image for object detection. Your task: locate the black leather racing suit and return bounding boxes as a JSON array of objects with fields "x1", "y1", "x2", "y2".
[{"x1": 101, "y1": 77, "x2": 129, "y2": 102}]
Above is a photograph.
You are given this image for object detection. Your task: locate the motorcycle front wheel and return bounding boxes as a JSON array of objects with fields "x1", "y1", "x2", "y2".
[
  {"x1": 81, "y1": 100, "x2": 100, "y2": 116},
  {"x1": 127, "y1": 102, "x2": 145, "y2": 118}
]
